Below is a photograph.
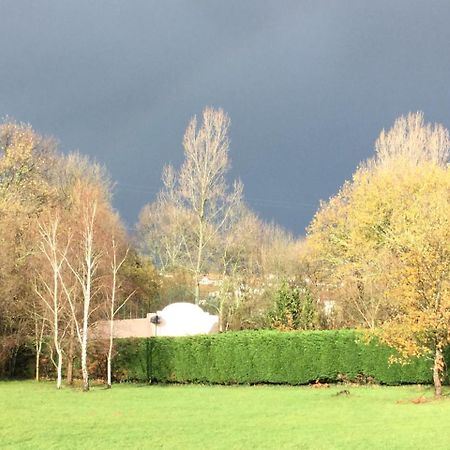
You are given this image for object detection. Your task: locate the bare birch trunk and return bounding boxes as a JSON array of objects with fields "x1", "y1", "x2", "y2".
[
  {"x1": 107, "y1": 354, "x2": 112, "y2": 388},
  {"x1": 107, "y1": 319, "x2": 113, "y2": 388},
  {"x1": 81, "y1": 336, "x2": 89, "y2": 392},
  {"x1": 34, "y1": 313, "x2": 45, "y2": 382},
  {"x1": 106, "y1": 248, "x2": 116, "y2": 389},
  {"x1": 35, "y1": 353, "x2": 40, "y2": 382},
  {"x1": 56, "y1": 350, "x2": 63, "y2": 389},
  {"x1": 81, "y1": 254, "x2": 92, "y2": 392},
  {"x1": 106, "y1": 240, "x2": 131, "y2": 389},
  {"x1": 194, "y1": 213, "x2": 204, "y2": 305},
  {"x1": 66, "y1": 320, "x2": 75, "y2": 385},
  {"x1": 53, "y1": 268, "x2": 63, "y2": 389}
]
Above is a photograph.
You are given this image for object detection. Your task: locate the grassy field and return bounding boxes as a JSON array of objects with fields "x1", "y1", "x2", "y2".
[{"x1": 1, "y1": 381, "x2": 450, "y2": 449}]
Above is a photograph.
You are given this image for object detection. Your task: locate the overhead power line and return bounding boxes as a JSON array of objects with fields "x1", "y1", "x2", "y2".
[{"x1": 115, "y1": 182, "x2": 317, "y2": 211}]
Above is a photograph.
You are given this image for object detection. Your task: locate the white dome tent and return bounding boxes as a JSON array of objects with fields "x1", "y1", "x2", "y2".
[
  {"x1": 150, "y1": 302, "x2": 219, "y2": 337},
  {"x1": 93, "y1": 302, "x2": 219, "y2": 339}
]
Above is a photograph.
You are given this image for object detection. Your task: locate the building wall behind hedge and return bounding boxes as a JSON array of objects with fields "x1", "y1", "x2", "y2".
[{"x1": 113, "y1": 330, "x2": 441, "y2": 385}]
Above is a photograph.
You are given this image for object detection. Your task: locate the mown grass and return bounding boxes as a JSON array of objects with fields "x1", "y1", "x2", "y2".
[{"x1": 1, "y1": 381, "x2": 450, "y2": 449}]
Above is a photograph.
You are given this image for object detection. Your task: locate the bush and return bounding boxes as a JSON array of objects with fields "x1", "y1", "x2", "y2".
[
  {"x1": 113, "y1": 338, "x2": 150, "y2": 381},
  {"x1": 268, "y1": 280, "x2": 318, "y2": 330},
  {"x1": 112, "y1": 330, "x2": 443, "y2": 386}
]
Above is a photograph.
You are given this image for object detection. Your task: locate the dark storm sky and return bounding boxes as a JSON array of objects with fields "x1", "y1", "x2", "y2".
[{"x1": 2, "y1": 1, "x2": 450, "y2": 235}]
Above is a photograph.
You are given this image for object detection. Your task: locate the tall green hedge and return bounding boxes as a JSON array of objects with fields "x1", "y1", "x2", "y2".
[{"x1": 113, "y1": 330, "x2": 444, "y2": 385}]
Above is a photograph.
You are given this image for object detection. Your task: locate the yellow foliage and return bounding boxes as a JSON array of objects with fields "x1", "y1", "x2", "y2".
[{"x1": 308, "y1": 113, "x2": 450, "y2": 367}]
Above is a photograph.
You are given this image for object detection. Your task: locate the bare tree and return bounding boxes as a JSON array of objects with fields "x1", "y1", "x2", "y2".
[
  {"x1": 35, "y1": 216, "x2": 70, "y2": 389},
  {"x1": 105, "y1": 238, "x2": 134, "y2": 388},
  {"x1": 65, "y1": 318, "x2": 75, "y2": 385},
  {"x1": 31, "y1": 299, "x2": 47, "y2": 382},
  {"x1": 373, "y1": 111, "x2": 450, "y2": 168},
  {"x1": 61, "y1": 200, "x2": 101, "y2": 392},
  {"x1": 139, "y1": 107, "x2": 243, "y2": 304},
  {"x1": 137, "y1": 201, "x2": 196, "y2": 272}
]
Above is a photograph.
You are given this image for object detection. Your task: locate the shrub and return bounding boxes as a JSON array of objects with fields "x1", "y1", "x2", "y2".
[
  {"x1": 268, "y1": 280, "x2": 318, "y2": 330},
  {"x1": 113, "y1": 338, "x2": 150, "y2": 381},
  {"x1": 113, "y1": 329, "x2": 443, "y2": 385}
]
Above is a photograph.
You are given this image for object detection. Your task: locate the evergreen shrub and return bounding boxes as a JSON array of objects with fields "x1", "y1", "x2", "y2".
[{"x1": 113, "y1": 330, "x2": 443, "y2": 385}]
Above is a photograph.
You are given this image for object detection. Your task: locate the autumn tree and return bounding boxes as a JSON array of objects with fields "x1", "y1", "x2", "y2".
[
  {"x1": 35, "y1": 152, "x2": 129, "y2": 390},
  {"x1": 308, "y1": 112, "x2": 450, "y2": 396},
  {"x1": 60, "y1": 168, "x2": 127, "y2": 391},
  {"x1": 307, "y1": 180, "x2": 390, "y2": 329},
  {"x1": 373, "y1": 163, "x2": 450, "y2": 397},
  {"x1": 0, "y1": 121, "x2": 58, "y2": 376},
  {"x1": 0, "y1": 118, "x2": 156, "y2": 386}
]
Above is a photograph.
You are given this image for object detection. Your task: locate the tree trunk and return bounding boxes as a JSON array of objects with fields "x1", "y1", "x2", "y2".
[
  {"x1": 81, "y1": 294, "x2": 90, "y2": 391},
  {"x1": 433, "y1": 346, "x2": 444, "y2": 398},
  {"x1": 66, "y1": 356, "x2": 73, "y2": 386},
  {"x1": 194, "y1": 280, "x2": 200, "y2": 305},
  {"x1": 56, "y1": 348, "x2": 63, "y2": 389},
  {"x1": 8, "y1": 346, "x2": 19, "y2": 378},
  {"x1": 80, "y1": 307, "x2": 90, "y2": 392},
  {"x1": 34, "y1": 329, "x2": 43, "y2": 382},
  {"x1": 107, "y1": 319, "x2": 114, "y2": 389},
  {"x1": 54, "y1": 294, "x2": 63, "y2": 390},
  {"x1": 194, "y1": 213, "x2": 205, "y2": 305},
  {"x1": 66, "y1": 320, "x2": 75, "y2": 385},
  {"x1": 107, "y1": 354, "x2": 112, "y2": 389},
  {"x1": 81, "y1": 340, "x2": 89, "y2": 392},
  {"x1": 35, "y1": 350, "x2": 40, "y2": 382},
  {"x1": 33, "y1": 309, "x2": 45, "y2": 382},
  {"x1": 218, "y1": 301, "x2": 224, "y2": 332},
  {"x1": 81, "y1": 234, "x2": 92, "y2": 393},
  {"x1": 53, "y1": 264, "x2": 63, "y2": 390}
]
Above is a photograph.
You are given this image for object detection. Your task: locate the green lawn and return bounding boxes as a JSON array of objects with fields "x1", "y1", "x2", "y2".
[{"x1": 1, "y1": 381, "x2": 450, "y2": 449}]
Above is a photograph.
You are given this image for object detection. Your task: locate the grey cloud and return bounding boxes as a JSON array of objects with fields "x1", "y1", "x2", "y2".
[{"x1": 2, "y1": 0, "x2": 450, "y2": 234}]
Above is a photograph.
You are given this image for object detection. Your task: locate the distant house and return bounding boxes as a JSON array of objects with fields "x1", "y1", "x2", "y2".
[{"x1": 199, "y1": 273, "x2": 222, "y2": 286}]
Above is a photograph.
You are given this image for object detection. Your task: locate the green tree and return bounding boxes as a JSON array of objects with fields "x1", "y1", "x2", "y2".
[{"x1": 268, "y1": 280, "x2": 318, "y2": 331}]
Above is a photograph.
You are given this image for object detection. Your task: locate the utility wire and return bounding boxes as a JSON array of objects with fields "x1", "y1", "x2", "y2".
[{"x1": 115, "y1": 181, "x2": 317, "y2": 211}]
